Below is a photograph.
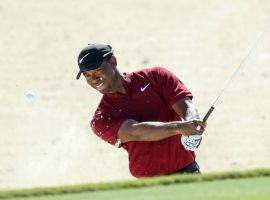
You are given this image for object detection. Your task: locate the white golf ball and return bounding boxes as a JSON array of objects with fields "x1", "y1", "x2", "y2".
[{"x1": 25, "y1": 91, "x2": 36, "y2": 102}]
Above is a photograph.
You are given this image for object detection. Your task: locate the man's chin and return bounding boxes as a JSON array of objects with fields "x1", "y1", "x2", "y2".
[{"x1": 97, "y1": 86, "x2": 111, "y2": 94}]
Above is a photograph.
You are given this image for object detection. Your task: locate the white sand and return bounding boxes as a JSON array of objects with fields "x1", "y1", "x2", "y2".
[{"x1": 0, "y1": 0, "x2": 269, "y2": 189}]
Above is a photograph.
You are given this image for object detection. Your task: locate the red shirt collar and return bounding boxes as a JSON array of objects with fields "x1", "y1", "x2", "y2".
[{"x1": 105, "y1": 72, "x2": 133, "y2": 99}]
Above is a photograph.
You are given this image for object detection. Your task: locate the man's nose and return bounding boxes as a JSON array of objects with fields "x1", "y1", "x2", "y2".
[
  {"x1": 88, "y1": 76, "x2": 101, "y2": 84},
  {"x1": 91, "y1": 75, "x2": 101, "y2": 81}
]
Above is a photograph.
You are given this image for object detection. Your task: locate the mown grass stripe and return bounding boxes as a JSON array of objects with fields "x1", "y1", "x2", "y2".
[{"x1": 0, "y1": 168, "x2": 269, "y2": 199}]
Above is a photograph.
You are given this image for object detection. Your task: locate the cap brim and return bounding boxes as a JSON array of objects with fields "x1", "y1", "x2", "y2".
[
  {"x1": 76, "y1": 71, "x2": 82, "y2": 80},
  {"x1": 76, "y1": 60, "x2": 104, "y2": 80}
]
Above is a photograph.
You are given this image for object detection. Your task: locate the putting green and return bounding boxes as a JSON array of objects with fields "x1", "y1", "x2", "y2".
[{"x1": 7, "y1": 177, "x2": 270, "y2": 200}]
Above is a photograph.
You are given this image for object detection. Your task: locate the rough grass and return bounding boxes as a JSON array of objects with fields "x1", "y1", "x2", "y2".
[{"x1": 0, "y1": 168, "x2": 269, "y2": 199}]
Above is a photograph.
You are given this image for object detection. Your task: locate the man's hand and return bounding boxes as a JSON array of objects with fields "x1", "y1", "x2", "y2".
[
  {"x1": 179, "y1": 119, "x2": 206, "y2": 151},
  {"x1": 179, "y1": 119, "x2": 206, "y2": 136},
  {"x1": 172, "y1": 97, "x2": 207, "y2": 151}
]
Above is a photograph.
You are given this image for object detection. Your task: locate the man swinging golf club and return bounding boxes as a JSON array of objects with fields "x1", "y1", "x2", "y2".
[{"x1": 76, "y1": 43, "x2": 207, "y2": 177}]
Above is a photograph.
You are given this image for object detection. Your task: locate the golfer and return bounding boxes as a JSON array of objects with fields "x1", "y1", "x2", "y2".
[{"x1": 76, "y1": 43, "x2": 206, "y2": 177}]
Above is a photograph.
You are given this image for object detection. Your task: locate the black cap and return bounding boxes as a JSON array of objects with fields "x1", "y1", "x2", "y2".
[{"x1": 76, "y1": 43, "x2": 114, "y2": 79}]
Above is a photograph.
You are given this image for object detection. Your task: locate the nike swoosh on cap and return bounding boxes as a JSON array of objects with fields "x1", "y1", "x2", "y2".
[{"x1": 79, "y1": 53, "x2": 90, "y2": 64}]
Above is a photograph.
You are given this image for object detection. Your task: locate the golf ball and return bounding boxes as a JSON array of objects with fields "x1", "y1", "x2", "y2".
[{"x1": 25, "y1": 91, "x2": 36, "y2": 102}]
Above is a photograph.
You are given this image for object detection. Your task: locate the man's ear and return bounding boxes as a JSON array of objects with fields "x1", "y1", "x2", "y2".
[{"x1": 111, "y1": 55, "x2": 117, "y2": 69}]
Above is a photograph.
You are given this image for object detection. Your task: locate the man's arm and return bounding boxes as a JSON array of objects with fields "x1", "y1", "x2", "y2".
[
  {"x1": 172, "y1": 97, "x2": 204, "y2": 136},
  {"x1": 172, "y1": 97, "x2": 200, "y2": 121},
  {"x1": 117, "y1": 119, "x2": 205, "y2": 143}
]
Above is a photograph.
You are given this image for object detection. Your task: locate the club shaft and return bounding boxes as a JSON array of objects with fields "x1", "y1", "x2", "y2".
[
  {"x1": 202, "y1": 106, "x2": 215, "y2": 122},
  {"x1": 203, "y1": 26, "x2": 270, "y2": 122}
]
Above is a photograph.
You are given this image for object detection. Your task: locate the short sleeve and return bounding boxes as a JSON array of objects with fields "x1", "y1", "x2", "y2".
[
  {"x1": 151, "y1": 67, "x2": 193, "y2": 109},
  {"x1": 90, "y1": 108, "x2": 126, "y2": 146}
]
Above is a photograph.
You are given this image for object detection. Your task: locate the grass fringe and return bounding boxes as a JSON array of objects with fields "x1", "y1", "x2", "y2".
[{"x1": 0, "y1": 168, "x2": 269, "y2": 199}]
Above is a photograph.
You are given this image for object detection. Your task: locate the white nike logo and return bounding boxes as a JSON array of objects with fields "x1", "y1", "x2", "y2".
[
  {"x1": 79, "y1": 53, "x2": 90, "y2": 64},
  {"x1": 140, "y1": 83, "x2": 150, "y2": 92}
]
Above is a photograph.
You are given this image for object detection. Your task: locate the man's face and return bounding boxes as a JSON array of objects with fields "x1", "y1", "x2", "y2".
[{"x1": 82, "y1": 57, "x2": 117, "y2": 94}]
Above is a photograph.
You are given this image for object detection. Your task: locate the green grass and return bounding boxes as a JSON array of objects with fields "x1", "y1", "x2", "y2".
[
  {"x1": 4, "y1": 177, "x2": 270, "y2": 200},
  {"x1": 0, "y1": 168, "x2": 270, "y2": 199}
]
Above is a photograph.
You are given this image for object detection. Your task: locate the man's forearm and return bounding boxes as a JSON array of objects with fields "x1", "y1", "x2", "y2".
[
  {"x1": 121, "y1": 120, "x2": 182, "y2": 142},
  {"x1": 183, "y1": 99, "x2": 200, "y2": 121},
  {"x1": 185, "y1": 106, "x2": 200, "y2": 121},
  {"x1": 172, "y1": 97, "x2": 200, "y2": 121},
  {"x1": 118, "y1": 116, "x2": 204, "y2": 143}
]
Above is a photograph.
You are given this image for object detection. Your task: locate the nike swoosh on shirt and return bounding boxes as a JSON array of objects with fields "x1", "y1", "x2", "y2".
[
  {"x1": 79, "y1": 53, "x2": 90, "y2": 64},
  {"x1": 140, "y1": 83, "x2": 150, "y2": 92}
]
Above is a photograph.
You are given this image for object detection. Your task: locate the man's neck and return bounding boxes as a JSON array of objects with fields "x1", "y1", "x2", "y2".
[{"x1": 113, "y1": 71, "x2": 126, "y2": 94}]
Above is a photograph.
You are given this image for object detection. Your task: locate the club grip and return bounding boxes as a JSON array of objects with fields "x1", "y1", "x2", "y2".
[{"x1": 203, "y1": 106, "x2": 215, "y2": 122}]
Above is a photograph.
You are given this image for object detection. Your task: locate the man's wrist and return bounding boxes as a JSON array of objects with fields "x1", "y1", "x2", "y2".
[{"x1": 171, "y1": 121, "x2": 183, "y2": 134}]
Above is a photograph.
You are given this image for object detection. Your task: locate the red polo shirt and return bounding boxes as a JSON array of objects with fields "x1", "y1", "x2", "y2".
[{"x1": 91, "y1": 67, "x2": 195, "y2": 177}]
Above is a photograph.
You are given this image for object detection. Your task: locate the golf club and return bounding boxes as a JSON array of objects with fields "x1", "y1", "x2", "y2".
[
  {"x1": 202, "y1": 25, "x2": 270, "y2": 123},
  {"x1": 182, "y1": 25, "x2": 270, "y2": 151}
]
